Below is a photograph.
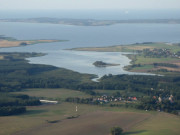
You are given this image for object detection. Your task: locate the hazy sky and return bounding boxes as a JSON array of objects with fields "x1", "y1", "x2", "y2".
[{"x1": 0, "y1": 0, "x2": 180, "y2": 10}]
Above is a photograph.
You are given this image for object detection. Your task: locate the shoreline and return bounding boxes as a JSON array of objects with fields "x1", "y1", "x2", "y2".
[{"x1": 70, "y1": 42, "x2": 180, "y2": 76}]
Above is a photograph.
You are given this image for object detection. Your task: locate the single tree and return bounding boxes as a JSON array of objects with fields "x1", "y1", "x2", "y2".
[{"x1": 110, "y1": 126, "x2": 123, "y2": 135}]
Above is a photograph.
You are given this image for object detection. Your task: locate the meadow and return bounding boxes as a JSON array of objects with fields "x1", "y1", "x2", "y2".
[{"x1": 13, "y1": 88, "x2": 92, "y2": 101}]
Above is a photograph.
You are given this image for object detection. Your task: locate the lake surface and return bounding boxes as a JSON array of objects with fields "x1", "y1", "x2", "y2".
[{"x1": 0, "y1": 20, "x2": 180, "y2": 77}]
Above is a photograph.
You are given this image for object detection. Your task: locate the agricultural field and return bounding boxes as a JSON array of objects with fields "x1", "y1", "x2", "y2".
[
  {"x1": 13, "y1": 88, "x2": 92, "y2": 101},
  {"x1": 0, "y1": 39, "x2": 61, "y2": 48},
  {"x1": 0, "y1": 102, "x2": 179, "y2": 135},
  {"x1": 130, "y1": 112, "x2": 180, "y2": 135}
]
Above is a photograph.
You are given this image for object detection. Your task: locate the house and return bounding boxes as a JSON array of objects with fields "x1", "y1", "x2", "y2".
[
  {"x1": 169, "y1": 95, "x2": 174, "y2": 103},
  {"x1": 40, "y1": 100, "x2": 58, "y2": 104},
  {"x1": 131, "y1": 97, "x2": 137, "y2": 101},
  {"x1": 158, "y1": 97, "x2": 162, "y2": 103}
]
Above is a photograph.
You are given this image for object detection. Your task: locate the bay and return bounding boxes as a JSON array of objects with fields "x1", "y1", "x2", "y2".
[{"x1": 0, "y1": 22, "x2": 180, "y2": 77}]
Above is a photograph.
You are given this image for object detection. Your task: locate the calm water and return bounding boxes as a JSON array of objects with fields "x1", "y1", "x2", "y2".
[{"x1": 0, "y1": 10, "x2": 180, "y2": 77}]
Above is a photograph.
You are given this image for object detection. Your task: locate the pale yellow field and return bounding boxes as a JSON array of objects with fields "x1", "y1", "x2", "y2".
[
  {"x1": 0, "y1": 55, "x2": 4, "y2": 60},
  {"x1": 0, "y1": 40, "x2": 59, "y2": 48}
]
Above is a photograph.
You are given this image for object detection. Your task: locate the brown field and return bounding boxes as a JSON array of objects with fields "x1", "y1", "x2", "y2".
[
  {"x1": 0, "y1": 102, "x2": 152, "y2": 135},
  {"x1": 174, "y1": 62, "x2": 180, "y2": 66},
  {"x1": 157, "y1": 66, "x2": 180, "y2": 72},
  {"x1": 13, "y1": 111, "x2": 151, "y2": 135},
  {"x1": 0, "y1": 102, "x2": 179, "y2": 135},
  {"x1": 127, "y1": 46, "x2": 154, "y2": 50},
  {"x1": 0, "y1": 55, "x2": 4, "y2": 60}
]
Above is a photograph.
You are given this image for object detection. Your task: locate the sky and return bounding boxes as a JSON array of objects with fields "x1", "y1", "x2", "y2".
[{"x1": 0, "y1": 0, "x2": 180, "y2": 10}]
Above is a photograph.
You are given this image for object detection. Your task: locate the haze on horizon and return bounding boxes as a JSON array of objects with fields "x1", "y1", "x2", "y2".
[{"x1": 0, "y1": 0, "x2": 180, "y2": 10}]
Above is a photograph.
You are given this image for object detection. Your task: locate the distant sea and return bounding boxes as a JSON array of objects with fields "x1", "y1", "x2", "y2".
[{"x1": 0, "y1": 10, "x2": 180, "y2": 77}]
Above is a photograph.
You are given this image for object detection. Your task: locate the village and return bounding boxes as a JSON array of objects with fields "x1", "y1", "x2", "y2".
[
  {"x1": 141, "y1": 47, "x2": 180, "y2": 59},
  {"x1": 93, "y1": 95, "x2": 138, "y2": 104}
]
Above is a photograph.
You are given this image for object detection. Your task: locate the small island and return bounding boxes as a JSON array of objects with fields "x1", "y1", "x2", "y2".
[{"x1": 93, "y1": 61, "x2": 120, "y2": 67}]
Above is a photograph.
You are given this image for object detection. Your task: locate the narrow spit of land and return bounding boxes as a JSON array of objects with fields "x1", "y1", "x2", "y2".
[{"x1": 0, "y1": 35, "x2": 65, "y2": 48}]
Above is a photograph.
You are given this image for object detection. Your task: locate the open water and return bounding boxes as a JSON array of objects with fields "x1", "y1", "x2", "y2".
[{"x1": 0, "y1": 10, "x2": 180, "y2": 77}]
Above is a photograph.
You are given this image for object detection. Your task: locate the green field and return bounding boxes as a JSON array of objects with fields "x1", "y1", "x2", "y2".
[
  {"x1": 13, "y1": 88, "x2": 92, "y2": 101},
  {"x1": 130, "y1": 113, "x2": 180, "y2": 135},
  {"x1": 133, "y1": 56, "x2": 178, "y2": 65},
  {"x1": 14, "y1": 88, "x2": 145, "y2": 100}
]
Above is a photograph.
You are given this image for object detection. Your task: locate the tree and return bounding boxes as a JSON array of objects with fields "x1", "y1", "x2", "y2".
[{"x1": 110, "y1": 126, "x2": 123, "y2": 135}]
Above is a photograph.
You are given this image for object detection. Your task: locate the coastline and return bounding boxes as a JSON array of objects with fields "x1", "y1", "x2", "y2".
[{"x1": 69, "y1": 42, "x2": 180, "y2": 76}]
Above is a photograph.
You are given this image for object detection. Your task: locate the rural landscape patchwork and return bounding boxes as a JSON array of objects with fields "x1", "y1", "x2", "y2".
[{"x1": 0, "y1": 0, "x2": 180, "y2": 135}]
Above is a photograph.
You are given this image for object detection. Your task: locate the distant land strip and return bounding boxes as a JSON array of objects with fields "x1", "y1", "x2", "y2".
[
  {"x1": 0, "y1": 18, "x2": 180, "y2": 26},
  {"x1": 0, "y1": 35, "x2": 65, "y2": 48}
]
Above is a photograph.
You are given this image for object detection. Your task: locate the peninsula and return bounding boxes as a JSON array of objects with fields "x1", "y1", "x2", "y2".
[{"x1": 0, "y1": 35, "x2": 64, "y2": 48}]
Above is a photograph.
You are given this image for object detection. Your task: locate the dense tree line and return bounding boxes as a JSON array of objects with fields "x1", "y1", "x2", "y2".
[
  {"x1": 153, "y1": 63, "x2": 179, "y2": 68},
  {"x1": 136, "y1": 96, "x2": 180, "y2": 114},
  {"x1": 0, "y1": 106, "x2": 26, "y2": 116},
  {"x1": 0, "y1": 93, "x2": 41, "y2": 116},
  {"x1": 65, "y1": 97, "x2": 93, "y2": 104}
]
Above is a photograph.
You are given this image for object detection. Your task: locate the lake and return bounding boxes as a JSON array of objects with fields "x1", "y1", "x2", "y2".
[{"x1": 0, "y1": 21, "x2": 180, "y2": 77}]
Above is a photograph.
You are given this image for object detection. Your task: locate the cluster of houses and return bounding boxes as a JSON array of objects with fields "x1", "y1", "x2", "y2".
[
  {"x1": 93, "y1": 95, "x2": 138, "y2": 104},
  {"x1": 159, "y1": 48, "x2": 180, "y2": 58},
  {"x1": 140, "y1": 47, "x2": 180, "y2": 59},
  {"x1": 93, "y1": 94, "x2": 174, "y2": 104},
  {"x1": 153, "y1": 95, "x2": 174, "y2": 103}
]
